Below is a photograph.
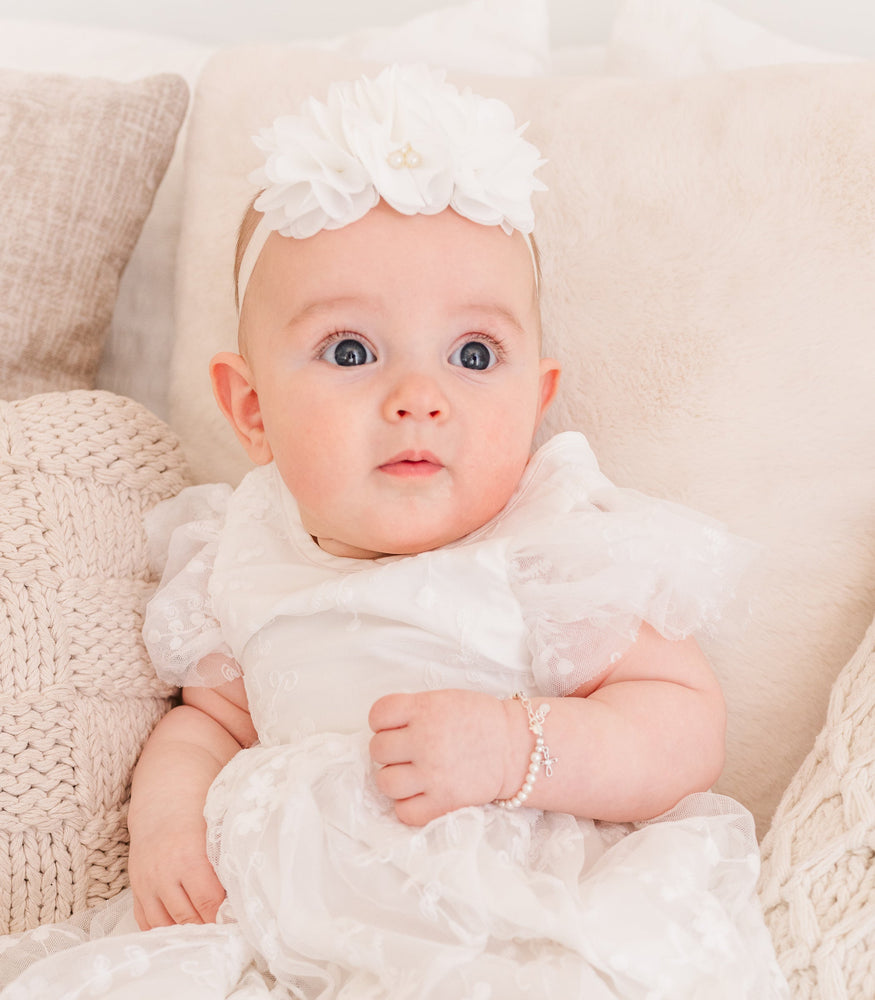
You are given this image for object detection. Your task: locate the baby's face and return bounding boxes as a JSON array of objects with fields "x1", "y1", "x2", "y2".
[{"x1": 236, "y1": 202, "x2": 559, "y2": 558}]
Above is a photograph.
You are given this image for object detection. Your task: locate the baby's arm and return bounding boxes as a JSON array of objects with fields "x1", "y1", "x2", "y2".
[
  {"x1": 127, "y1": 675, "x2": 256, "y2": 930},
  {"x1": 369, "y1": 624, "x2": 726, "y2": 826}
]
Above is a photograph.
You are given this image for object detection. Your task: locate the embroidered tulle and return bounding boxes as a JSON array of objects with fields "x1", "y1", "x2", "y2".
[
  {"x1": 508, "y1": 488, "x2": 758, "y2": 695},
  {"x1": 143, "y1": 483, "x2": 241, "y2": 687}
]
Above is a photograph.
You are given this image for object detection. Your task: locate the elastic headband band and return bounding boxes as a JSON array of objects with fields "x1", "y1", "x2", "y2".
[{"x1": 237, "y1": 216, "x2": 272, "y2": 311}]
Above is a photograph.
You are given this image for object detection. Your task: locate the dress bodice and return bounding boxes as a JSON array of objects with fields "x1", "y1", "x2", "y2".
[
  {"x1": 145, "y1": 431, "x2": 754, "y2": 747},
  {"x1": 207, "y1": 433, "x2": 600, "y2": 744}
]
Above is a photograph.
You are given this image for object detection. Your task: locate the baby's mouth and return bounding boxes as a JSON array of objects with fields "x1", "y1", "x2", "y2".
[{"x1": 379, "y1": 450, "x2": 444, "y2": 477}]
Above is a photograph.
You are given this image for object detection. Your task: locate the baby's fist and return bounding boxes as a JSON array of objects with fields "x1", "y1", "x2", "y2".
[{"x1": 368, "y1": 689, "x2": 517, "y2": 825}]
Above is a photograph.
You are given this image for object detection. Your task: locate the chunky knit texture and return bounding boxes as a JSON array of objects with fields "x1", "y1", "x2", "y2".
[
  {"x1": 759, "y1": 616, "x2": 875, "y2": 999},
  {"x1": 0, "y1": 390, "x2": 190, "y2": 932}
]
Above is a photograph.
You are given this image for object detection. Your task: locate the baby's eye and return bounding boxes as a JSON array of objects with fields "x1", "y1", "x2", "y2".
[
  {"x1": 321, "y1": 337, "x2": 376, "y2": 367},
  {"x1": 449, "y1": 340, "x2": 497, "y2": 371}
]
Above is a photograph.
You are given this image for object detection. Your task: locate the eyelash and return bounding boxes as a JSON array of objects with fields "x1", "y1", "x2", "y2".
[
  {"x1": 314, "y1": 329, "x2": 373, "y2": 358},
  {"x1": 314, "y1": 329, "x2": 508, "y2": 364},
  {"x1": 459, "y1": 332, "x2": 506, "y2": 364}
]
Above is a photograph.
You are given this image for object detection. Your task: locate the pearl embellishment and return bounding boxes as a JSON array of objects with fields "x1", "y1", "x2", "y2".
[
  {"x1": 494, "y1": 692, "x2": 558, "y2": 810},
  {"x1": 387, "y1": 142, "x2": 421, "y2": 169}
]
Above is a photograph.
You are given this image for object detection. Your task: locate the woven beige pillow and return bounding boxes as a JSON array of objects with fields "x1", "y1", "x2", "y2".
[
  {"x1": 759, "y1": 615, "x2": 875, "y2": 999},
  {"x1": 0, "y1": 390, "x2": 190, "y2": 933},
  {"x1": 0, "y1": 70, "x2": 188, "y2": 399}
]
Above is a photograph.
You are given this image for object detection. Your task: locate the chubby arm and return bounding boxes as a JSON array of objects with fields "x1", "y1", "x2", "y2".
[
  {"x1": 369, "y1": 624, "x2": 726, "y2": 826},
  {"x1": 127, "y1": 674, "x2": 256, "y2": 929}
]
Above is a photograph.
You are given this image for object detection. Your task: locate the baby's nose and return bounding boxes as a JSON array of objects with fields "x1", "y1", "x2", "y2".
[{"x1": 383, "y1": 372, "x2": 449, "y2": 422}]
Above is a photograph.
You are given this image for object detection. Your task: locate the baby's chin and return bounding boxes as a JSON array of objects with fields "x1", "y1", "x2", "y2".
[
  {"x1": 315, "y1": 524, "x2": 477, "y2": 560},
  {"x1": 309, "y1": 498, "x2": 517, "y2": 559},
  {"x1": 314, "y1": 535, "x2": 445, "y2": 560}
]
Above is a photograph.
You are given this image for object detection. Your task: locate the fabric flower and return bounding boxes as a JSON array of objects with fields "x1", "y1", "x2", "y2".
[{"x1": 250, "y1": 64, "x2": 545, "y2": 239}]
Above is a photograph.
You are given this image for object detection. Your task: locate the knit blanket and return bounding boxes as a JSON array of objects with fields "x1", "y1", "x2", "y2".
[
  {"x1": 0, "y1": 391, "x2": 189, "y2": 932},
  {"x1": 760, "y1": 617, "x2": 875, "y2": 998}
]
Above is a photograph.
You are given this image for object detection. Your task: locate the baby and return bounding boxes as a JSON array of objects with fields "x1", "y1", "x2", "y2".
[{"x1": 0, "y1": 65, "x2": 788, "y2": 999}]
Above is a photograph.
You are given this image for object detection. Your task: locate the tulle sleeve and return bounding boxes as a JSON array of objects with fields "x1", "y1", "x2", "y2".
[
  {"x1": 508, "y1": 484, "x2": 758, "y2": 697},
  {"x1": 143, "y1": 483, "x2": 243, "y2": 688}
]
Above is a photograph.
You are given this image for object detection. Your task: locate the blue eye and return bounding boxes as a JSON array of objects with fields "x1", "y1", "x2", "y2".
[
  {"x1": 449, "y1": 340, "x2": 497, "y2": 371},
  {"x1": 322, "y1": 338, "x2": 376, "y2": 367}
]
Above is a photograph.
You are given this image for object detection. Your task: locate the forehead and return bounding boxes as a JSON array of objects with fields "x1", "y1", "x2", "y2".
[{"x1": 251, "y1": 203, "x2": 537, "y2": 311}]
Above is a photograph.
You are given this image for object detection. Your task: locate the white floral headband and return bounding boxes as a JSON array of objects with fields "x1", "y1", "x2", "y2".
[{"x1": 236, "y1": 64, "x2": 546, "y2": 310}]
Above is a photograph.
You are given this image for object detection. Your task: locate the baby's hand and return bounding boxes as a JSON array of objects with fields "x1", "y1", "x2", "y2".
[
  {"x1": 368, "y1": 689, "x2": 517, "y2": 826},
  {"x1": 128, "y1": 800, "x2": 226, "y2": 930}
]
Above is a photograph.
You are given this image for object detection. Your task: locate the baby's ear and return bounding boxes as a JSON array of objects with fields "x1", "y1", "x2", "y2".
[
  {"x1": 210, "y1": 352, "x2": 274, "y2": 465},
  {"x1": 536, "y1": 357, "x2": 561, "y2": 426}
]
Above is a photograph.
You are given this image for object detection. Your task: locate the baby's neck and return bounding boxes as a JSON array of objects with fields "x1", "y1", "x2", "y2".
[{"x1": 312, "y1": 534, "x2": 387, "y2": 560}]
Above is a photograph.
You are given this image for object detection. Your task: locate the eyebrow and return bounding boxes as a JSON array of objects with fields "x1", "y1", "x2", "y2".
[
  {"x1": 284, "y1": 296, "x2": 531, "y2": 336},
  {"x1": 285, "y1": 295, "x2": 383, "y2": 324},
  {"x1": 456, "y1": 302, "x2": 529, "y2": 336}
]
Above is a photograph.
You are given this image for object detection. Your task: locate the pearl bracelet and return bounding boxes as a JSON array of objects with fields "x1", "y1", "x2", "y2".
[{"x1": 494, "y1": 691, "x2": 558, "y2": 809}]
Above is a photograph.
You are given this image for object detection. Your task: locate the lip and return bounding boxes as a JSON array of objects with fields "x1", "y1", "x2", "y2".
[{"x1": 379, "y1": 450, "x2": 445, "y2": 477}]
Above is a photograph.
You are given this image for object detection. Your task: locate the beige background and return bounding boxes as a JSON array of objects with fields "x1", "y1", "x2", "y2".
[{"x1": 0, "y1": 0, "x2": 873, "y2": 58}]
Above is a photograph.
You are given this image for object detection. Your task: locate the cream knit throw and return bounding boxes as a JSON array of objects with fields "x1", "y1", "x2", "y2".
[
  {"x1": 759, "y1": 615, "x2": 875, "y2": 999},
  {"x1": 0, "y1": 390, "x2": 190, "y2": 933}
]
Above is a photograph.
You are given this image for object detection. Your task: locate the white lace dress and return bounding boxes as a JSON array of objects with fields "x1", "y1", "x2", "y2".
[{"x1": 0, "y1": 432, "x2": 789, "y2": 999}]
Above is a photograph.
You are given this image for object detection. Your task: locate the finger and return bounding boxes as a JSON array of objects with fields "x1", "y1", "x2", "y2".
[
  {"x1": 374, "y1": 762, "x2": 424, "y2": 801},
  {"x1": 132, "y1": 896, "x2": 149, "y2": 931},
  {"x1": 185, "y1": 872, "x2": 226, "y2": 924},
  {"x1": 136, "y1": 894, "x2": 177, "y2": 931},
  {"x1": 368, "y1": 692, "x2": 416, "y2": 732},
  {"x1": 369, "y1": 728, "x2": 413, "y2": 766},
  {"x1": 162, "y1": 883, "x2": 210, "y2": 927},
  {"x1": 394, "y1": 793, "x2": 442, "y2": 828}
]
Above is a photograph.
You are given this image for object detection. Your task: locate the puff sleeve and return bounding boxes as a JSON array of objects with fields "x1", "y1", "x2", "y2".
[
  {"x1": 509, "y1": 483, "x2": 757, "y2": 696},
  {"x1": 142, "y1": 482, "x2": 242, "y2": 687}
]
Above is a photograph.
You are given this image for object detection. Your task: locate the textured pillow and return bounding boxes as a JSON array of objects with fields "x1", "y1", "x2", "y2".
[
  {"x1": 0, "y1": 391, "x2": 191, "y2": 933},
  {"x1": 758, "y1": 614, "x2": 875, "y2": 999},
  {"x1": 168, "y1": 50, "x2": 875, "y2": 836},
  {"x1": 0, "y1": 70, "x2": 188, "y2": 399}
]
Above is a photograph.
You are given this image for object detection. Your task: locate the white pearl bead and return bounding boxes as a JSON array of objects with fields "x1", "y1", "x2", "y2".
[
  {"x1": 387, "y1": 150, "x2": 405, "y2": 169},
  {"x1": 492, "y1": 691, "x2": 558, "y2": 809},
  {"x1": 406, "y1": 150, "x2": 421, "y2": 167}
]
